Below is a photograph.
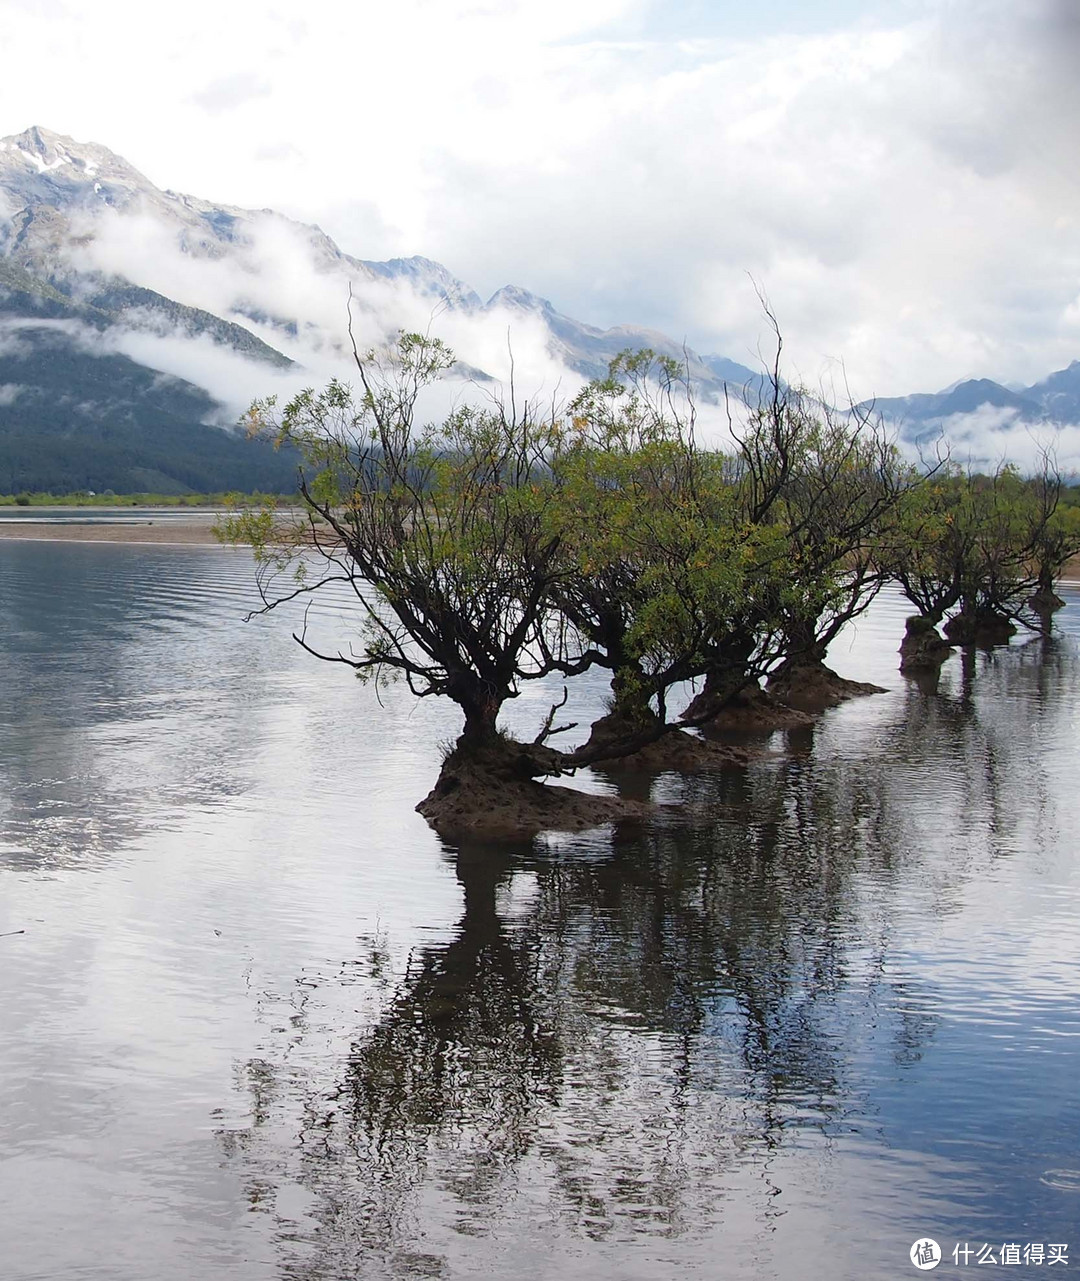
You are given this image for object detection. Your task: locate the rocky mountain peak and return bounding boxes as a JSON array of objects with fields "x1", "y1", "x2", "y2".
[
  {"x1": 361, "y1": 255, "x2": 482, "y2": 310},
  {"x1": 9, "y1": 125, "x2": 68, "y2": 161},
  {"x1": 0, "y1": 126, "x2": 150, "y2": 192},
  {"x1": 486, "y1": 284, "x2": 553, "y2": 313}
]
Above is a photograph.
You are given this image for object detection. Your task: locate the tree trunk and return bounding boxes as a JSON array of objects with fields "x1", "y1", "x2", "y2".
[
  {"x1": 417, "y1": 675, "x2": 650, "y2": 836},
  {"x1": 683, "y1": 665, "x2": 753, "y2": 721},
  {"x1": 681, "y1": 631, "x2": 760, "y2": 723},
  {"x1": 778, "y1": 615, "x2": 827, "y2": 672},
  {"x1": 1030, "y1": 564, "x2": 1065, "y2": 622},
  {"x1": 767, "y1": 613, "x2": 885, "y2": 709},
  {"x1": 584, "y1": 663, "x2": 660, "y2": 756},
  {"x1": 458, "y1": 698, "x2": 501, "y2": 751}
]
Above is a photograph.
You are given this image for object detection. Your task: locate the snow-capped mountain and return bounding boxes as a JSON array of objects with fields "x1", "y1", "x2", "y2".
[
  {"x1": 1, "y1": 125, "x2": 351, "y2": 282},
  {"x1": 0, "y1": 125, "x2": 772, "y2": 490},
  {"x1": 1, "y1": 126, "x2": 758, "y2": 384},
  {"x1": 4, "y1": 125, "x2": 1077, "y2": 491}
]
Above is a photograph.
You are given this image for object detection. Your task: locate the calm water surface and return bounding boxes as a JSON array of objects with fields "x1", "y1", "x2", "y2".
[{"x1": 0, "y1": 542, "x2": 1078, "y2": 1280}]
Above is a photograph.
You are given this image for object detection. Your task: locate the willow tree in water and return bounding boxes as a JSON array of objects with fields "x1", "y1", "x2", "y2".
[
  {"x1": 676, "y1": 366, "x2": 913, "y2": 723},
  {"x1": 221, "y1": 333, "x2": 621, "y2": 831},
  {"x1": 760, "y1": 398, "x2": 912, "y2": 708},
  {"x1": 1027, "y1": 475, "x2": 1080, "y2": 621},
  {"x1": 547, "y1": 350, "x2": 794, "y2": 758},
  {"x1": 222, "y1": 330, "x2": 930, "y2": 832},
  {"x1": 225, "y1": 334, "x2": 773, "y2": 831}
]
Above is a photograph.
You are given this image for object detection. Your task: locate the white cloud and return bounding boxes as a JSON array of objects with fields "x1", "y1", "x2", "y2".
[
  {"x1": 189, "y1": 73, "x2": 272, "y2": 116},
  {"x1": 0, "y1": 315, "x2": 91, "y2": 347},
  {"x1": 59, "y1": 196, "x2": 589, "y2": 415},
  {"x1": 2, "y1": 0, "x2": 1080, "y2": 403},
  {"x1": 927, "y1": 407, "x2": 1080, "y2": 476}
]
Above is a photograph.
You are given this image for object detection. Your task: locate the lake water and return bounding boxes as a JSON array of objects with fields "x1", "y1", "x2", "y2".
[{"x1": 1, "y1": 541, "x2": 1078, "y2": 1280}]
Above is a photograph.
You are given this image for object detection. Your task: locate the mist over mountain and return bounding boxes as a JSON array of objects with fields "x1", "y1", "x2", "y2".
[
  {"x1": 858, "y1": 366, "x2": 1080, "y2": 469},
  {"x1": 2, "y1": 125, "x2": 1079, "y2": 490},
  {"x1": 0, "y1": 125, "x2": 768, "y2": 492}
]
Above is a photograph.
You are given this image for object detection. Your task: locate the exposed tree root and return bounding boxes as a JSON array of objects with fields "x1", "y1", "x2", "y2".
[
  {"x1": 1030, "y1": 587, "x2": 1066, "y2": 615},
  {"x1": 581, "y1": 709, "x2": 749, "y2": 772},
  {"x1": 694, "y1": 682, "x2": 814, "y2": 732},
  {"x1": 599, "y1": 728, "x2": 749, "y2": 772}
]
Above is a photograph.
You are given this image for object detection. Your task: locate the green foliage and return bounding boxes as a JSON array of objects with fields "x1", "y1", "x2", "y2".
[
  {"x1": 223, "y1": 334, "x2": 582, "y2": 740},
  {"x1": 227, "y1": 332, "x2": 1070, "y2": 774},
  {"x1": 544, "y1": 352, "x2": 798, "y2": 722}
]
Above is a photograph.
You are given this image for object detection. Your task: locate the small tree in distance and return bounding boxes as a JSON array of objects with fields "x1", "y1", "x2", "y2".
[{"x1": 886, "y1": 452, "x2": 1076, "y2": 672}]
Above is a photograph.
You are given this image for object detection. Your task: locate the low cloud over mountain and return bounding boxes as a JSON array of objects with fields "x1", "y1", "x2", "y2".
[{"x1": 2, "y1": 124, "x2": 1080, "y2": 489}]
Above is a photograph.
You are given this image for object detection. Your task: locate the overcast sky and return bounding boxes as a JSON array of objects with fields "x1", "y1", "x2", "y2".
[{"x1": 2, "y1": 0, "x2": 1078, "y2": 398}]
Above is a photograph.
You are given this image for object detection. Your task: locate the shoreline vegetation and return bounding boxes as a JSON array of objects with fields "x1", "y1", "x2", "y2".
[
  {"x1": 0, "y1": 489, "x2": 295, "y2": 507},
  {"x1": 0, "y1": 513, "x2": 225, "y2": 544},
  {"x1": 0, "y1": 493, "x2": 296, "y2": 544}
]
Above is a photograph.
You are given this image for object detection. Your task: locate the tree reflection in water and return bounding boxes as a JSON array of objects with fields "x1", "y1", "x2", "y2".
[
  {"x1": 222, "y1": 815, "x2": 919, "y2": 1272},
  {"x1": 220, "y1": 635, "x2": 1075, "y2": 1277}
]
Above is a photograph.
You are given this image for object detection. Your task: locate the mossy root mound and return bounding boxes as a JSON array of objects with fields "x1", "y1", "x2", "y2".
[
  {"x1": 767, "y1": 660, "x2": 887, "y2": 711},
  {"x1": 899, "y1": 615, "x2": 955, "y2": 674}
]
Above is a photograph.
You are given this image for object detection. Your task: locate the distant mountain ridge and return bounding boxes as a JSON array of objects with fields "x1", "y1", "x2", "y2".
[
  {"x1": 0, "y1": 125, "x2": 768, "y2": 490},
  {"x1": 2, "y1": 125, "x2": 1079, "y2": 491},
  {"x1": 0, "y1": 257, "x2": 299, "y2": 492},
  {"x1": 0, "y1": 126, "x2": 760, "y2": 393},
  {"x1": 858, "y1": 365, "x2": 1080, "y2": 438}
]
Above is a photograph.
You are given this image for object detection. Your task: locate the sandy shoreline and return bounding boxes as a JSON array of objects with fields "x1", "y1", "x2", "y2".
[{"x1": 0, "y1": 516, "x2": 230, "y2": 545}]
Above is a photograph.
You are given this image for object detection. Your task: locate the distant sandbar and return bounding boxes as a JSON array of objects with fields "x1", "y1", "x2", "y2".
[{"x1": 0, "y1": 515, "x2": 229, "y2": 545}]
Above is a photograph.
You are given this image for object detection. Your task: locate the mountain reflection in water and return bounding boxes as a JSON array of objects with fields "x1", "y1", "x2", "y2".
[{"x1": 0, "y1": 542, "x2": 1078, "y2": 1281}]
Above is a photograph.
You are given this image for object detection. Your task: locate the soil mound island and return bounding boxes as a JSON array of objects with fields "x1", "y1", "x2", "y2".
[
  {"x1": 766, "y1": 660, "x2": 887, "y2": 711},
  {"x1": 899, "y1": 616, "x2": 955, "y2": 674},
  {"x1": 581, "y1": 712, "x2": 749, "y2": 772},
  {"x1": 416, "y1": 734, "x2": 652, "y2": 838},
  {"x1": 1030, "y1": 586, "x2": 1066, "y2": 617},
  {"x1": 943, "y1": 611, "x2": 1016, "y2": 648},
  {"x1": 687, "y1": 682, "x2": 814, "y2": 733}
]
